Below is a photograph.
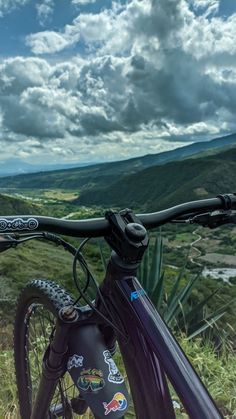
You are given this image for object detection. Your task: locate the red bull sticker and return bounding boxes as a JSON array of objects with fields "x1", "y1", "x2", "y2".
[{"x1": 103, "y1": 392, "x2": 127, "y2": 415}]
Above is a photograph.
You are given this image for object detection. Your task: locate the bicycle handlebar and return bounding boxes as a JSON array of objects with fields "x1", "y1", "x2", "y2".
[{"x1": 1, "y1": 194, "x2": 236, "y2": 237}]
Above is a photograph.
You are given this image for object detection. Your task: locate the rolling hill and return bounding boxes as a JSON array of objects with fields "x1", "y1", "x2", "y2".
[
  {"x1": 76, "y1": 146, "x2": 236, "y2": 211},
  {"x1": 0, "y1": 133, "x2": 235, "y2": 191},
  {"x1": 0, "y1": 194, "x2": 40, "y2": 215}
]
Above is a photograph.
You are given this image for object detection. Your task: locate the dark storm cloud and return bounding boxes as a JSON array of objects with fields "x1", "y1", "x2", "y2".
[
  {"x1": 79, "y1": 113, "x2": 122, "y2": 136},
  {"x1": 1, "y1": 0, "x2": 236, "y2": 162},
  {"x1": 117, "y1": 0, "x2": 236, "y2": 134}
]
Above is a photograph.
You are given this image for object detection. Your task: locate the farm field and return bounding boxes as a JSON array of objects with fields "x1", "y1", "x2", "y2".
[{"x1": 0, "y1": 188, "x2": 79, "y2": 204}]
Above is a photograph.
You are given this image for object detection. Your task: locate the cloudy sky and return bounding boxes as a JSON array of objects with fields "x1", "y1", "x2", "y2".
[{"x1": 0, "y1": 0, "x2": 236, "y2": 164}]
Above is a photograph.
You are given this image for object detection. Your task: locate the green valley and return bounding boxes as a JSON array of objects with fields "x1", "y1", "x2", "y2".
[
  {"x1": 1, "y1": 137, "x2": 236, "y2": 418},
  {"x1": 77, "y1": 146, "x2": 236, "y2": 210},
  {"x1": 0, "y1": 133, "x2": 235, "y2": 194}
]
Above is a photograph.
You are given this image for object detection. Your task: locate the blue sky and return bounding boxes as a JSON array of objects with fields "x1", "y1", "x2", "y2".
[{"x1": 0, "y1": 0, "x2": 236, "y2": 164}]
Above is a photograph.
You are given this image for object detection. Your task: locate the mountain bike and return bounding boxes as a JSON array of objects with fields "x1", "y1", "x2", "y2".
[{"x1": 1, "y1": 193, "x2": 235, "y2": 419}]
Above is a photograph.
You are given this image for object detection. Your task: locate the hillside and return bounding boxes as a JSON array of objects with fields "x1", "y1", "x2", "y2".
[
  {"x1": 77, "y1": 146, "x2": 236, "y2": 211},
  {"x1": 0, "y1": 133, "x2": 235, "y2": 191},
  {"x1": 0, "y1": 194, "x2": 40, "y2": 215}
]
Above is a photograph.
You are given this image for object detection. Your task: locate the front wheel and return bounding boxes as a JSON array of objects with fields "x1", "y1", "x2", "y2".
[{"x1": 14, "y1": 279, "x2": 89, "y2": 419}]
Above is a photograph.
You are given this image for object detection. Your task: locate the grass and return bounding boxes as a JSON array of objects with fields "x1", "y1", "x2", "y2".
[
  {"x1": 179, "y1": 337, "x2": 236, "y2": 418},
  {"x1": 0, "y1": 240, "x2": 74, "y2": 300},
  {"x1": 173, "y1": 232, "x2": 194, "y2": 245},
  {"x1": 0, "y1": 237, "x2": 107, "y2": 301},
  {"x1": 0, "y1": 335, "x2": 235, "y2": 418},
  {"x1": 0, "y1": 238, "x2": 235, "y2": 417},
  {"x1": 0, "y1": 350, "x2": 18, "y2": 418},
  {"x1": 42, "y1": 189, "x2": 79, "y2": 201},
  {"x1": 0, "y1": 191, "x2": 236, "y2": 417}
]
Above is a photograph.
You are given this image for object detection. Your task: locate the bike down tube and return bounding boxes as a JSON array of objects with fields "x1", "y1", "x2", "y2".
[
  {"x1": 100, "y1": 256, "x2": 175, "y2": 419},
  {"x1": 102, "y1": 255, "x2": 223, "y2": 419}
]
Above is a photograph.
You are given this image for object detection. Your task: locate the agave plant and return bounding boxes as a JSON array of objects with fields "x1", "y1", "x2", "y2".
[{"x1": 137, "y1": 232, "x2": 231, "y2": 340}]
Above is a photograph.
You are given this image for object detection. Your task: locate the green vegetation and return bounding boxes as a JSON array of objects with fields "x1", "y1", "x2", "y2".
[
  {"x1": 0, "y1": 193, "x2": 41, "y2": 215},
  {"x1": 0, "y1": 184, "x2": 236, "y2": 418},
  {"x1": 178, "y1": 336, "x2": 236, "y2": 418},
  {"x1": 138, "y1": 233, "x2": 234, "y2": 342},
  {"x1": 0, "y1": 188, "x2": 104, "y2": 219},
  {"x1": 1, "y1": 336, "x2": 235, "y2": 418},
  {"x1": 77, "y1": 147, "x2": 236, "y2": 210},
  {"x1": 0, "y1": 133, "x2": 235, "y2": 200}
]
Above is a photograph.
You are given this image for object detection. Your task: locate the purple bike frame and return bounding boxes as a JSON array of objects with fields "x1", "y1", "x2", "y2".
[{"x1": 102, "y1": 257, "x2": 223, "y2": 419}]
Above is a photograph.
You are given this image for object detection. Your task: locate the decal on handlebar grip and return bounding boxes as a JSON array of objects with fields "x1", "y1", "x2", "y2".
[{"x1": 0, "y1": 217, "x2": 39, "y2": 231}]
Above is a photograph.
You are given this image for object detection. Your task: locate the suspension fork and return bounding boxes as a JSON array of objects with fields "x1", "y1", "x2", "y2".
[{"x1": 30, "y1": 306, "x2": 79, "y2": 419}]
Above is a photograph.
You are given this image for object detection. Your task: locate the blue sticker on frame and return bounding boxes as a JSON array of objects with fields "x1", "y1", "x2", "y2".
[{"x1": 130, "y1": 289, "x2": 146, "y2": 301}]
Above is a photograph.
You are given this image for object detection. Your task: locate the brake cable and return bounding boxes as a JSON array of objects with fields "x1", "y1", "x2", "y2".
[
  {"x1": 171, "y1": 210, "x2": 236, "y2": 229},
  {"x1": 0, "y1": 232, "x2": 78, "y2": 255},
  {"x1": 0, "y1": 231, "x2": 127, "y2": 339},
  {"x1": 189, "y1": 211, "x2": 236, "y2": 229},
  {"x1": 72, "y1": 245, "x2": 128, "y2": 341}
]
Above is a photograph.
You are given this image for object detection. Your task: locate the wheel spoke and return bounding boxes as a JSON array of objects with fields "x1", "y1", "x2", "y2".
[
  {"x1": 14, "y1": 282, "x2": 83, "y2": 419},
  {"x1": 25, "y1": 303, "x2": 80, "y2": 417}
]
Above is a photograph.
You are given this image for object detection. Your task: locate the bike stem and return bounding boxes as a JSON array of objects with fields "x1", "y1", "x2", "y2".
[{"x1": 105, "y1": 208, "x2": 149, "y2": 265}]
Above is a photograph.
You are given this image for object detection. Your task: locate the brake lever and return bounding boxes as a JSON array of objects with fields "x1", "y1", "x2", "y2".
[
  {"x1": 0, "y1": 234, "x2": 18, "y2": 253},
  {"x1": 189, "y1": 211, "x2": 236, "y2": 229}
]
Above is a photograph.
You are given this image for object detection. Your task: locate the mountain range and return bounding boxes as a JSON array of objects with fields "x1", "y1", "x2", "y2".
[
  {"x1": 0, "y1": 133, "x2": 236, "y2": 213},
  {"x1": 0, "y1": 158, "x2": 95, "y2": 177},
  {"x1": 0, "y1": 133, "x2": 235, "y2": 193},
  {"x1": 77, "y1": 146, "x2": 236, "y2": 211}
]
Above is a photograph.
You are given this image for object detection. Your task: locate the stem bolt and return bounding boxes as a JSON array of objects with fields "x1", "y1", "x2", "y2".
[{"x1": 125, "y1": 223, "x2": 147, "y2": 242}]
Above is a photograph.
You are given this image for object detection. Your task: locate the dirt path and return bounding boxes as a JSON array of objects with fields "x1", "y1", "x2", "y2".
[
  {"x1": 189, "y1": 229, "x2": 203, "y2": 267},
  {"x1": 62, "y1": 212, "x2": 77, "y2": 220}
]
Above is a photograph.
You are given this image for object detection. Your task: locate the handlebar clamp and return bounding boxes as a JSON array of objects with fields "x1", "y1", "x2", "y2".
[{"x1": 104, "y1": 209, "x2": 149, "y2": 264}]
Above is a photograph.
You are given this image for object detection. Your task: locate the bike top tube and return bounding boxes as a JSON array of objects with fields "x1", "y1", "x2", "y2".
[{"x1": 1, "y1": 194, "x2": 236, "y2": 237}]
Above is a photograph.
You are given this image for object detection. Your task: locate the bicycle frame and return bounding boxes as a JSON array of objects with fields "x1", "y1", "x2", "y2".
[
  {"x1": 4, "y1": 196, "x2": 233, "y2": 418},
  {"x1": 101, "y1": 255, "x2": 223, "y2": 419}
]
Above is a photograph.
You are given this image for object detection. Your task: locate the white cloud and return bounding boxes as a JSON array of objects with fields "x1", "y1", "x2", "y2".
[
  {"x1": 26, "y1": 31, "x2": 72, "y2": 54},
  {"x1": 26, "y1": 2, "x2": 128, "y2": 55},
  {"x1": 181, "y1": 14, "x2": 236, "y2": 59},
  {"x1": 36, "y1": 0, "x2": 54, "y2": 27},
  {"x1": 1, "y1": 0, "x2": 236, "y2": 163},
  {"x1": 0, "y1": 109, "x2": 4, "y2": 130},
  {"x1": 72, "y1": 0, "x2": 96, "y2": 4},
  {"x1": 190, "y1": 0, "x2": 220, "y2": 17},
  {"x1": 26, "y1": 24, "x2": 80, "y2": 54},
  {"x1": 0, "y1": 0, "x2": 30, "y2": 17},
  {"x1": 74, "y1": 9, "x2": 116, "y2": 43},
  {"x1": 0, "y1": 57, "x2": 51, "y2": 96}
]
